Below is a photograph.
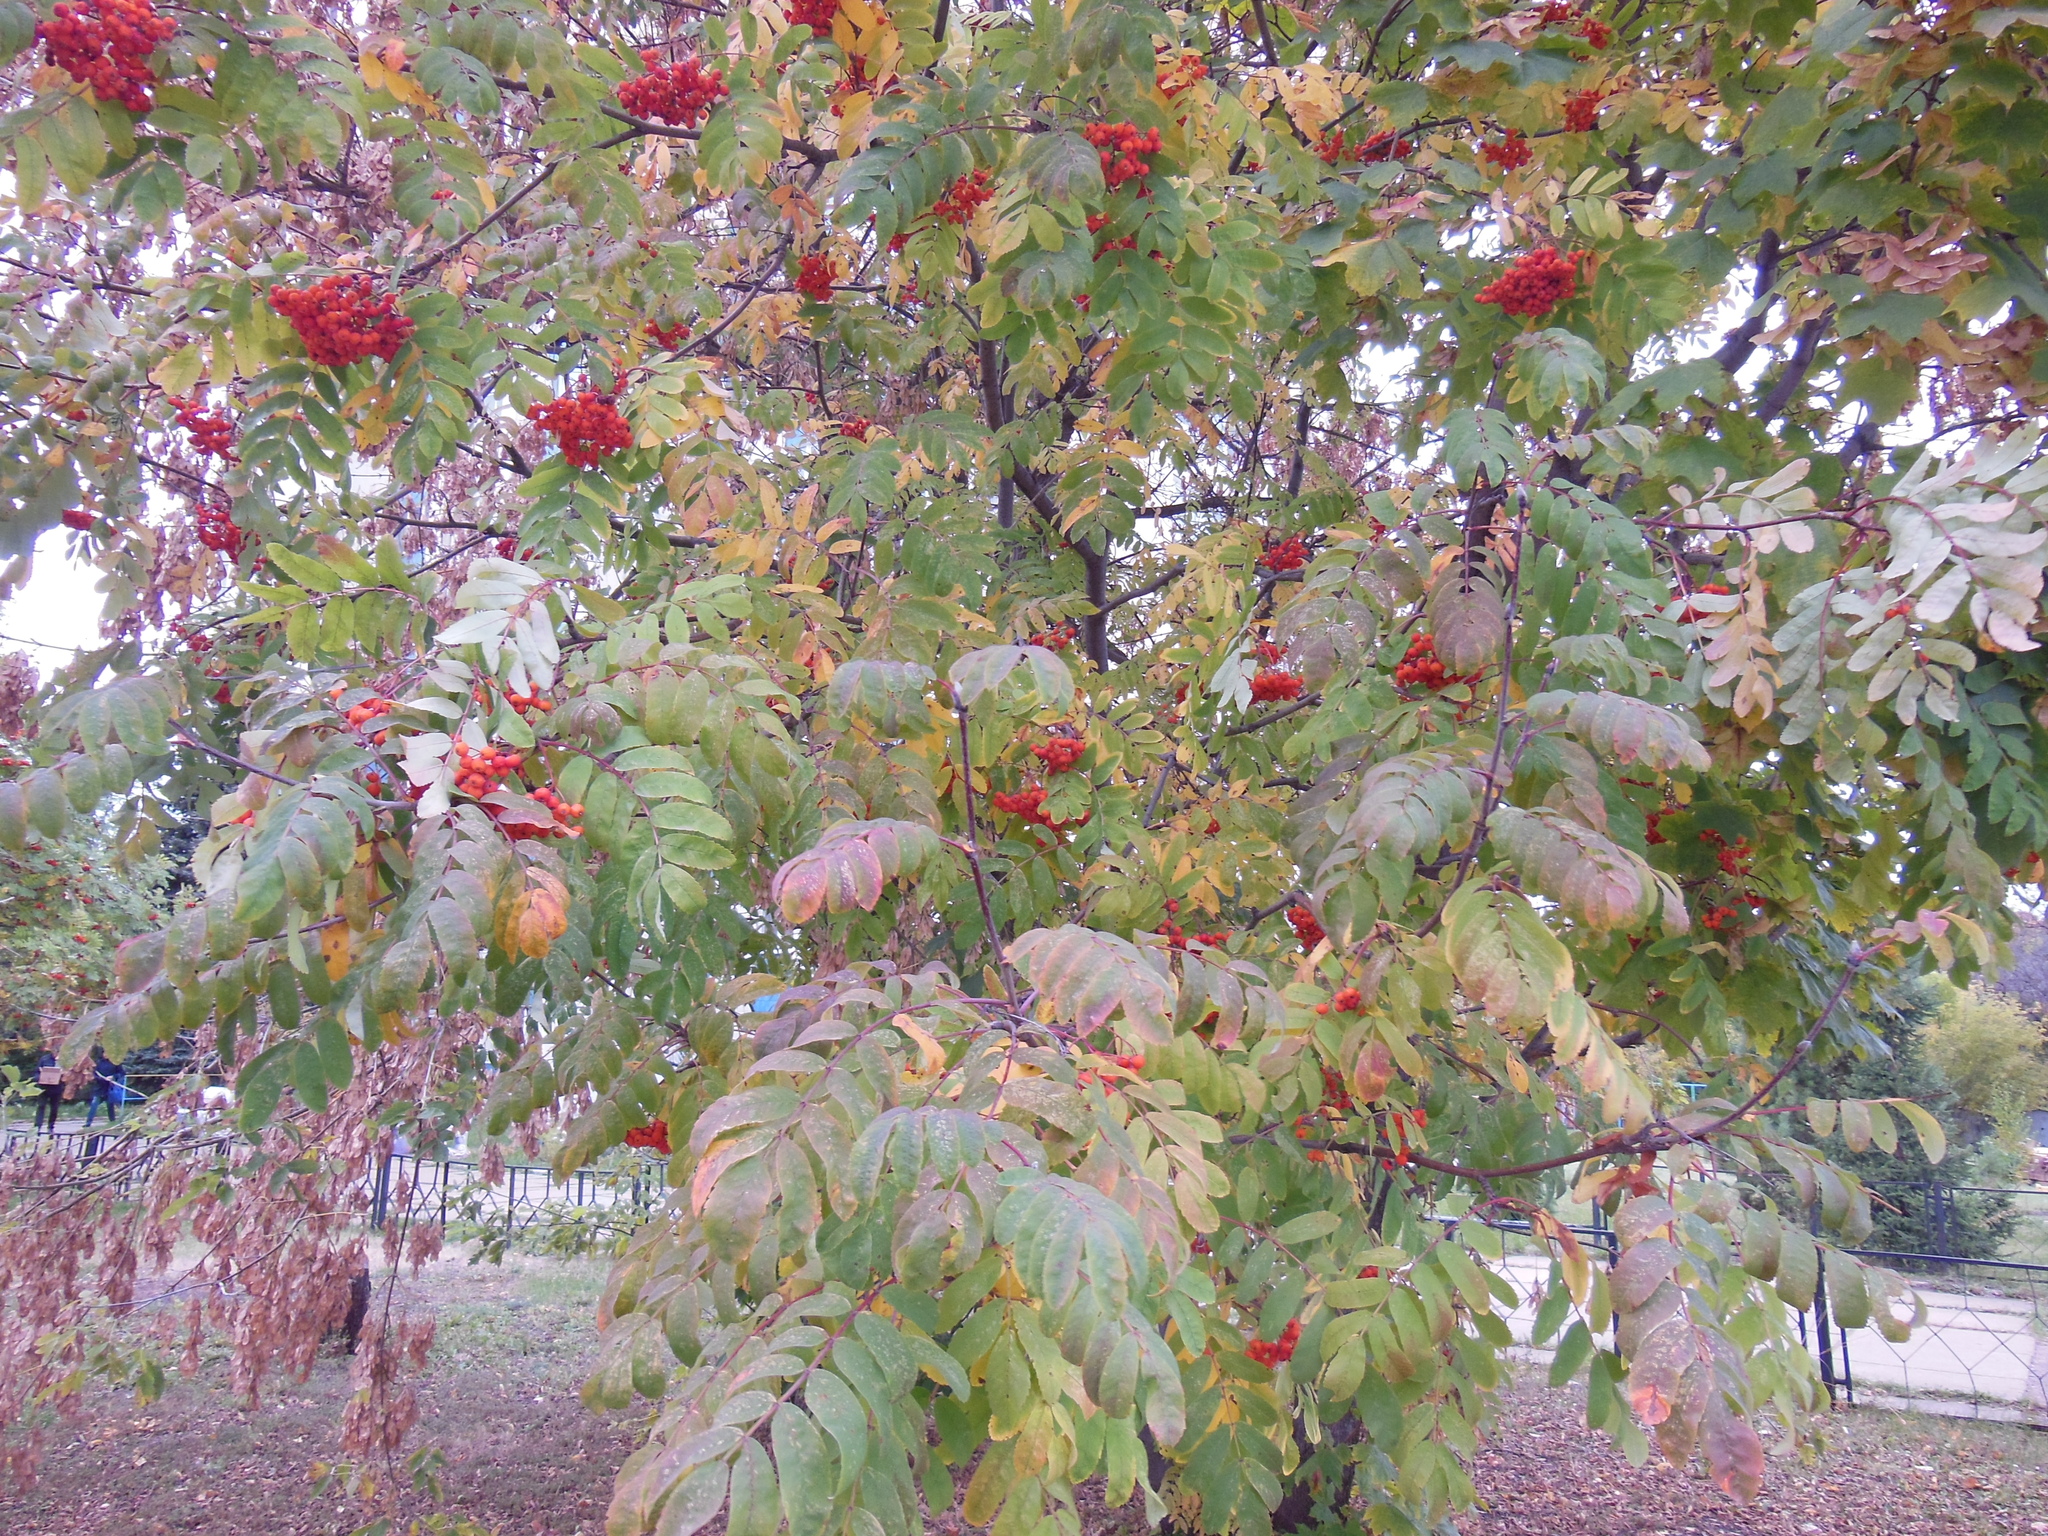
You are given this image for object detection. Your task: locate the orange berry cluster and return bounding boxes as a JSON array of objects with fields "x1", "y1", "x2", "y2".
[
  {"x1": 473, "y1": 682, "x2": 554, "y2": 718},
  {"x1": 1316, "y1": 128, "x2": 1413, "y2": 166},
  {"x1": 61, "y1": 508, "x2": 96, "y2": 531},
  {"x1": 1087, "y1": 213, "x2": 1138, "y2": 255},
  {"x1": 169, "y1": 396, "x2": 238, "y2": 461},
  {"x1": 1475, "y1": 247, "x2": 1581, "y2": 318},
  {"x1": 1029, "y1": 622, "x2": 1078, "y2": 653},
  {"x1": 1030, "y1": 732, "x2": 1085, "y2": 774},
  {"x1": 453, "y1": 738, "x2": 524, "y2": 797},
  {"x1": 785, "y1": 0, "x2": 838, "y2": 28},
  {"x1": 37, "y1": 0, "x2": 177, "y2": 114},
  {"x1": 1563, "y1": 89, "x2": 1603, "y2": 132},
  {"x1": 1479, "y1": 128, "x2": 1532, "y2": 171},
  {"x1": 934, "y1": 169, "x2": 995, "y2": 224},
  {"x1": 644, "y1": 319, "x2": 692, "y2": 349},
  {"x1": 331, "y1": 689, "x2": 394, "y2": 744},
  {"x1": 269, "y1": 275, "x2": 415, "y2": 367},
  {"x1": 1076, "y1": 1053, "x2": 1145, "y2": 1090},
  {"x1": 522, "y1": 785, "x2": 586, "y2": 839},
  {"x1": 195, "y1": 498, "x2": 247, "y2": 557},
  {"x1": 1314, "y1": 987, "x2": 1363, "y2": 1016},
  {"x1": 1258, "y1": 533, "x2": 1310, "y2": 572},
  {"x1": 838, "y1": 418, "x2": 873, "y2": 442},
  {"x1": 1154, "y1": 900, "x2": 1228, "y2": 951},
  {"x1": 1286, "y1": 905, "x2": 1325, "y2": 951},
  {"x1": 1249, "y1": 668, "x2": 1303, "y2": 703},
  {"x1": 1701, "y1": 904, "x2": 1749, "y2": 932},
  {"x1": 1084, "y1": 122, "x2": 1162, "y2": 190},
  {"x1": 795, "y1": 253, "x2": 837, "y2": 302},
  {"x1": 616, "y1": 52, "x2": 729, "y2": 127},
  {"x1": 624, "y1": 1120, "x2": 672, "y2": 1153},
  {"x1": 1393, "y1": 632, "x2": 1477, "y2": 691},
  {"x1": 1245, "y1": 1319, "x2": 1301, "y2": 1367},
  {"x1": 530, "y1": 392, "x2": 632, "y2": 469},
  {"x1": 1677, "y1": 581, "x2": 1730, "y2": 624}
]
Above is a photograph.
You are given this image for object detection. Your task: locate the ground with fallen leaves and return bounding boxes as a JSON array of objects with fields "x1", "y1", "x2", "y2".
[{"x1": 0, "y1": 1246, "x2": 2040, "y2": 1536}]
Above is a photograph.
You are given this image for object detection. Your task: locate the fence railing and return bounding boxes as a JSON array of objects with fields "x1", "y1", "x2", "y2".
[{"x1": 12, "y1": 1126, "x2": 2046, "y2": 1423}]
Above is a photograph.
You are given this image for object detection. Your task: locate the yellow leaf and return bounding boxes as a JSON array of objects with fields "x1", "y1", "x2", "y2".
[
  {"x1": 498, "y1": 869, "x2": 570, "y2": 959},
  {"x1": 320, "y1": 923, "x2": 353, "y2": 982},
  {"x1": 893, "y1": 1012, "x2": 947, "y2": 1078}
]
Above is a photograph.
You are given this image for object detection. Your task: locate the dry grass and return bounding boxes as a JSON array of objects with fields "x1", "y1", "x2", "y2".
[{"x1": 3, "y1": 1247, "x2": 2044, "y2": 1536}]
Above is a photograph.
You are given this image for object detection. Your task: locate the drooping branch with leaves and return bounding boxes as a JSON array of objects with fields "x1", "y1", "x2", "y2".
[{"x1": 0, "y1": 0, "x2": 2045, "y2": 1529}]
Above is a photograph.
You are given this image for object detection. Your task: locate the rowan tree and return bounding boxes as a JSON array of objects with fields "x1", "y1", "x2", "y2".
[{"x1": 0, "y1": 0, "x2": 2044, "y2": 1531}]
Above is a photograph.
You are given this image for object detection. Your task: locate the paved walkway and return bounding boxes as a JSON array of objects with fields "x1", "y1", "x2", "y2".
[{"x1": 1493, "y1": 1253, "x2": 2048, "y2": 1417}]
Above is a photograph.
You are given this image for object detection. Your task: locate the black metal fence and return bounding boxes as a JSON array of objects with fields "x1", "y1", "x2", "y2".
[{"x1": 1495, "y1": 1184, "x2": 2048, "y2": 1425}]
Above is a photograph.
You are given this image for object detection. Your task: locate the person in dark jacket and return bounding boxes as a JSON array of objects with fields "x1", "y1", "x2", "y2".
[
  {"x1": 83, "y1": 1046, "x2": 125, "y2": 1128},
  {"x1": 32, "y1": 1049, "x2": 65, "y2": 1131}
]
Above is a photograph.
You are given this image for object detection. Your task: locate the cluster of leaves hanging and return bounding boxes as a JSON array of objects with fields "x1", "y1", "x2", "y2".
[{"x1": 0, "y1": 0, "x2": 2041, "y2": 1532}]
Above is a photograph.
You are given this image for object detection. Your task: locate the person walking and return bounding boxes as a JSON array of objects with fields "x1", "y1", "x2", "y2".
[
  {"x1": 83, "y1": 1046, "x2": 125, "y2": 1128},
  {"x1": 32, "y1": 1049, "x2": 65, "y2": 1132}
]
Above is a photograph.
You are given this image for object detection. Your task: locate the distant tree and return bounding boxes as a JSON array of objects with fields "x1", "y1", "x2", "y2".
[
  {"x1": 0, "y1": 808, "x2": 170, "y2": 1060},
  {"x1": 1921, "y1": 982, "x2": 2048, "y2": 1148},
  {"x1": 1997, "y1": 919, "x2": 2048, "y2": 1018},
  {"x1": 1783, "y1": 985, "x2": 2015, "y2": 1262}
]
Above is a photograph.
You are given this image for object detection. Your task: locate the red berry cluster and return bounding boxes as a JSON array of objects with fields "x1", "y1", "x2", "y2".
[
  {"x1": 644, "y1": 319, "x2": 692, "y2": 349},
  {"x1": 1563, "y1": 89, "x2": 1604, "y2": 132},
  {"x1": 530, "y1": 392, "x2": 632, "y2": 469},
  {"x1": 1245, "y1": 1319, "x2": 1301, "y2": 1367},
  {"x1": 1029, "y1": 622, "x2": 1078, "y2": 653},
  {"x1": 1677, "y1": 581, "x2": 1730, "y2": 624},
  {"x1": 60, "y1": 508, "x2": 96, "y2": 531},
  {"x1": 624, "y1": 1120, "x2": 672, "y2": 1154},
  {"x1": 838, "y1": 418, "x2": 872, "y2": 442},
  {"x1": 36, "y1": 0, "x2": 177, "y2": 114},
  {"x1": 1537, "y1": 2, "x2": 1611, "y2": 45},
  {"x1": 1699, "y1": 828, "x2": 1753, "y2": 878},
  {"x1": 1258, "y1": 534, "x2": 1310, "y2": 572},
  {"x1": 934, "y1": 169, "x2": 995, "y2": 225},
  {"x1": 268, "y1": 275, "x2": 416, "y2": 368},
  {"x1": 1087, "y1": 213, "x2": 1138, "y2": 255},
  {"x1": 1377, "y1": 1106, "x2": 1428, "y2": 1169},
  {"x1": 1316, "y1": 128, "x2": 1414, "y2": 166},
  {"x1": 1287, "y1": 905, "x2": 1325, "y2": 951},
  {"x1": 1250, "y1": 669, "x2": 1303, "y2": 703},
  {"x1": 1253, "y1": 640, "x2": 1287, "y2": 665},
  {"x1": 991, "y1": 785, "x2": 1055, "y2": 825},
  {"x1": 616, "y1": 52, "x2": 729, "y2": 127},
  {"x1": 1084, "y1": 122, "x2": 1163, "y2": 190},
  {"x1": 1393, "y1": 632, "x2": 1478, "y2": 690},
  {"x1": 1475, "y1": 247, "x2": 1582, "y2": 318},
  {"x1": 1314, "y1": 987, "x2": 1363, "y2": 1016},
  {"x1": 1192, "y1": 1234, "x2": 1212, "y2": 1256},
  {"x1": 1154, "y1": 899, "x2": 1227, "y2": 951},
  {"x1": 1030, "y1": 733, "x2": 1086, "y2": 773},
  {"x1": 796, "y1": 253, "x2": 837, "y2": 303},
  {"x1": 1701, "y1": 904, "x2": 1745, "y2": 932},
  {"x1": 1479, "y1": 129, "x2": 1532, "y2": 172},
  {"x1": 522, "y1": 785, "x2": 586, "y2": 839},
  {"x1": 1644, "y1": 810, "x2": 1668, "y2": 846},
  {"x1": 785, "y1": 0, "x2": 839, "y2": 29},
  {"x1": 169, "y1": 396, "x2": 238, "y2": 461},
  {"x1": 1155, "y1": 52, "x2": 1208, "y2": 98},
  {"x1": 1319, "y1": 1065, "x2": 1354, "y2": 1113},
  {"x1": 195, "y1": 498, "x2": 247, "y2": 557}
]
